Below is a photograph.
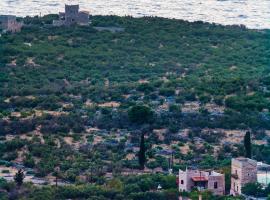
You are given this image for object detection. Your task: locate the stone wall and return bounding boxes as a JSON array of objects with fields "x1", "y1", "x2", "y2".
[
  {"x1": 65, "y1": 5, "x2": 79, "y2": 26},
  {"x1": 179, "y1": 169, "x2": 225, "y2": 195},
  {"x1": 53, "y1": 5, "x2": 89, "y2": 26},
  {"x1": 179, "y1": 169, "x2": 189, "y2": 192},
  {"x1": 230, "y1": 158, "x2": 257, "y2": 195},
  {"x1": 78, "y1": 11, "x2": 89, "y2": 25},
  {"x1": 208, "y1": 173, "x2": 225, "y2": 195},
  {"x1": 0, "y1": 15, "x2": 22, "y2": 33}
]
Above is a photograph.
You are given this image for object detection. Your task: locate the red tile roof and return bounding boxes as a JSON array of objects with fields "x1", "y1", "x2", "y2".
[{"x1": 191, "y1": 176, "x2": 208, "y2": 182}]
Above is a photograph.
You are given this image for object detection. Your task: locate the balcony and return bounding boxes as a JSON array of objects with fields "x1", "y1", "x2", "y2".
[{"x1": 231, "y1": 173, "x2": 238, "y2": 179}]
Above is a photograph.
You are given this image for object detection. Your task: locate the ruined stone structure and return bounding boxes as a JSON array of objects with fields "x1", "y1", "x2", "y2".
[
  {"x1": 178, "y1": 168, "x2": 225, "y2": 196},
  {"x1": 53, "y1": 5, "x2": 89, "y2": 26},
  {"x1": 230, "y1": 157, "x2": 257, "y2": 196},
  {"x1": 0, "y1": 15, "x2": 23, "y2": 33}
]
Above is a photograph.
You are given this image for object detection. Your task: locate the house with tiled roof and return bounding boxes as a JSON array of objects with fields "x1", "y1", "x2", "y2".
[{"x1": 178, "y1": 168, "x2": 225, "y2": 196}]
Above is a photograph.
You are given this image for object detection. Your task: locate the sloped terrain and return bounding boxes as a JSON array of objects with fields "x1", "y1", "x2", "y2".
[{"x1": 0, "y1": 15, "x2": 270, "y2": 184}]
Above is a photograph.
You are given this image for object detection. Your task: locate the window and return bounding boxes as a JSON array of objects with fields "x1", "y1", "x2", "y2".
[
  {"x1": 237, "y1": 186, "x2": 238, "y2": 192},
  {"x1": 214, "y1": 182, "x2": 218, "y2": 189},
  {"x1": 235, "y1": 170, "x2": 237, "y2": 175},
  {"x1": 181, "y1": 180, "x2": 184, "y2": 185}
]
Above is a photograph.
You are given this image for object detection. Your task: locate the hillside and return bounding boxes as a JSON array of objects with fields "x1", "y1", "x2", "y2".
[{"x1": 0, "y1": 15, "x2": 270, "y2": 193}]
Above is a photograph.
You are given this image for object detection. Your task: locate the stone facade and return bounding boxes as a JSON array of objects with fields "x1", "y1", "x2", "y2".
[
  {"x1": 0, "y1": 15, "x2": 23, "y2": 33},
  {"x1": 53, "y1": 5, "x2": 89, "y2": 26},
  {"x1": 230, "y1": 157, "x2": 257, "y2": 196},
  {"x1": 178, "y1": 169, "x2": 225, "y2": 196}
]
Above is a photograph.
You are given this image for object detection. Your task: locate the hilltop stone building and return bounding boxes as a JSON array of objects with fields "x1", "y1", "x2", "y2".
[
  {"x1": 53, "y1": 5, "x2": 89, "y2": 26},
  {"x1": 0, "y1": 15, "x2": 23, "y2": 33},
  {"x1": 230, "y1": 157, "x2": 257, "y2": 196},
  {"x1": 178, "y1": 168, "x2": 225, "y2": 196}
]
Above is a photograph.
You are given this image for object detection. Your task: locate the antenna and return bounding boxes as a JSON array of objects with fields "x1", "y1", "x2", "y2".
[{"x1": 266, "y1": 169, "x2": 268, "y2": 186}]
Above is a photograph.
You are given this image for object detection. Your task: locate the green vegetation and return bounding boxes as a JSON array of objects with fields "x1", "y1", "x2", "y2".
[
  {"x1": 0, "y1": 174, "x2": 246, "y2": 200},
  {"x1": 139, "y1": 132, "x2": 146, "y2": 170},
  {"x1": 14, "y1": 169, "x2": 25, "y2": 187},
  {"x1": 0, "y1": 14, "x2": 270, "y2": 199},
  {"x1": 244, "y1": 131, "x2": 252, "y2": 158},
  {"x1": 242, "y1": 182, "x2": 270, "y2": 197},
  {"x1": 0, "y1": 174, "x2": 179, "y2": 200},
  {"x1": 180, "y1": 190, "x2": 244, "y2": 200},
  {"x1": 128, "y1": 105, "x2": 153, "y2": 124}
]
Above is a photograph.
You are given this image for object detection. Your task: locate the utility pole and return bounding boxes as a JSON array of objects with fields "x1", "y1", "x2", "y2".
[
  {"x1": 90, "y1": 165, "x2": 93, "y2": 183},
  {"x1": 168, "y1": 157, "x2": 171, "y2": 171},
  {"x1": 55, "y1": 167, "x2": 60, "y2": 187},
  {"x1": 266, "y1": 169, "x2": 268, "y2": 186},
  {"x1": 171, "y1": 151, "x2": 174, "y2": 171},
  {"x1": 198, "y1": 171, "x2": 202, "y2": 200}
]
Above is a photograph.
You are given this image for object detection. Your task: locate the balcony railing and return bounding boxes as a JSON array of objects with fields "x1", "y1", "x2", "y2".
[
  {"x1": 231, "y1": 173, "x2": 238, "y2": 179},
  {"x1": 191, "y1": 186, "x2": 207, "y2": 191}
]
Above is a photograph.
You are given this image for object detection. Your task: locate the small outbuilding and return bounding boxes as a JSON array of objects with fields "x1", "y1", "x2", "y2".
[{"x1": 0, "y1": 15, "x2": 23, "y2": 33}]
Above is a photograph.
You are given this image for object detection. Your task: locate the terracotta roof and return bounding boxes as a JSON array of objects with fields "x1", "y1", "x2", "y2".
[{"x1": 191, "y1": 176, "x2": 208, "y2": 182}]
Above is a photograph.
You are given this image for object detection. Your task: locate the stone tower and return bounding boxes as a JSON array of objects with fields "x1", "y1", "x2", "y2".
[
  {"x1": 0, "y1": 15, "x2": 23, "y2": 33},
  {"x1": 65, "y1": 4, "x2": 79, "y2": 25},
  {"x1": 230, "y1": 157, "x2": 257, "y2": 195},
  {"x1": 53, "y1": 4, "x2": 89, "y2": 26}
]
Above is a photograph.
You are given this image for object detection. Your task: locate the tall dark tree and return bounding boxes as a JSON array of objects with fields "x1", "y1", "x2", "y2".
[
  {"x1": 128, "y1": 105, "x2": 152, "y2": 170},
  {"x1": 14, "y1": 169, "x2": 25, "y2": 187},
  {"x1": 139, "y1": 132, "x2": 146, "y2": 170},
  {"x1": 244, "y1": 131, "x2": 252, "y2": 158},
  {"x1": 128, "y1": 105, "x2": 153, "y2": 124}
]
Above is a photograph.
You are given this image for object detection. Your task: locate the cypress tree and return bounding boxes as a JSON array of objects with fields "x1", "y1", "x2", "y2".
[
  {"x1": 14, "y1": 169, "x2": 25, "y2": 187},
  {"x1": 244, "y1": 131, "x2": 252, "y2": 158},
  {"x1": 139, "y1": 132, "x2": 146, "y2": 170}
]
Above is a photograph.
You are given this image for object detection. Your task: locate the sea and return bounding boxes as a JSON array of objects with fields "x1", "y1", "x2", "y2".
[{"x1": 0, "y1": 0, "x2": 270, "y2": 29}]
